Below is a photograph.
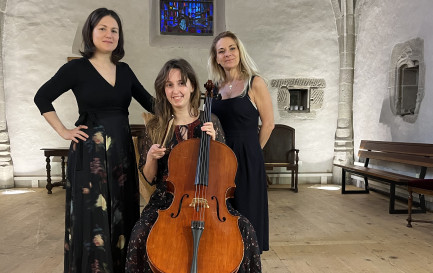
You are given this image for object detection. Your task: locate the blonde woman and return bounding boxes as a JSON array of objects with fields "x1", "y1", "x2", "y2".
[{"x1": 208, "y1": 31, "x2": 274, "y2": 253}]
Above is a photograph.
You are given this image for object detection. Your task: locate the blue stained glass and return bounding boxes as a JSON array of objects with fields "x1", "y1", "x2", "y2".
[{"x1": 160, "y1": 0, "x2": 213, "y2": 36}]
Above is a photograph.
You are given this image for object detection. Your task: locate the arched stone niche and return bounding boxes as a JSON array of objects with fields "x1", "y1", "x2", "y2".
[{"x1": 388, "y1": 38, "x2": 425, "y2": 123}]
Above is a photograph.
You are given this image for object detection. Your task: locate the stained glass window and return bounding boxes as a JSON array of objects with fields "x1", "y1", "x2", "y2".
[{"x1": 160, "y1": 0, "x2": 213, "y2": 36}]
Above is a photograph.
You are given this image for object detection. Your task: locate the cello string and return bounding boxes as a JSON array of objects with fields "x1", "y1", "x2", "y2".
[
  {"x1": 204, "y1": 95, "x2": 212, "y2": 222},
  {"x1": 193, "y1": 88, "x2": 212, "y2": 223},
  {"x1": 200, "y1": 95, "x2": 211, "y2": 222}
]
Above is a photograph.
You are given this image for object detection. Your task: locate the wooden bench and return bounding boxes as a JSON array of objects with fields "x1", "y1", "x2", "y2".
[
  {"x1": 334, "y1": 140, "x2": 433, "y2": 214},
  {"x1": 407, "y1": 179, "x2": 433, "y2": 227}
]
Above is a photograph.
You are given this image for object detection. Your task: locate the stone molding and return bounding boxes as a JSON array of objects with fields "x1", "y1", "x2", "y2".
[
  {"x1": 271, "y1": 78, "x2": 326, "y2": 89},
  {"x1": 388, "y1": 37, "x2": 425, "y2": 123}
]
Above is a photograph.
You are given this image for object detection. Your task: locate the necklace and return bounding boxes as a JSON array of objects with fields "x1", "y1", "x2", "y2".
[{"x1": 228, "y1": 79, "x2": 238, "y2": 90}]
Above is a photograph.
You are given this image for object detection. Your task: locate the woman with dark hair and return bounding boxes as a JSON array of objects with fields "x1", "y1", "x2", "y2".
[
  {"x1": 208, "y1": 31, "x2": 274, "y2": 254},
  {"x1": 125, "y1": 58, "x2": 261, "y2": 273},
  {"x1": 34, "y1": 7, "x2": 154, "y2": 273}
]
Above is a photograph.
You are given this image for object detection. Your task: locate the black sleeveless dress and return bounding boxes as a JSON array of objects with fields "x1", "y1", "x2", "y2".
[{"x1": 211, "y1": 78, "x2": 269, "y2": 253}]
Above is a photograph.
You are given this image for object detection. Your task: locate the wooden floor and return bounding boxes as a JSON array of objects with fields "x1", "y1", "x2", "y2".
[{"x1": 1, "y1": 184, "x2": 433, "y2": 273}]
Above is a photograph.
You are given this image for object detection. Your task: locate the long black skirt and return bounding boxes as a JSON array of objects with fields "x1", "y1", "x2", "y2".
[{"x1": 64, "y1": 111, "x2": 140, "y2": 273}]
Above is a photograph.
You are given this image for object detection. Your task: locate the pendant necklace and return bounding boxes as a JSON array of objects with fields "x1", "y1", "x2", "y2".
[{"x1": 228, "y1": 79, "x2": 237, "y2": 90}]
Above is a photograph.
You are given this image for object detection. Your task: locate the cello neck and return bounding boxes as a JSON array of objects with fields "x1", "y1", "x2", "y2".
[{"x1": 194, "y1": 81, "x2": 215, "y2": 187}]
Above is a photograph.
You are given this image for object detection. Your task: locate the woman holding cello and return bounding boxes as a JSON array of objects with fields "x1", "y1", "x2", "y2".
[{"x1": 125, "y1": 58, "x2": 261, "y2": 272}]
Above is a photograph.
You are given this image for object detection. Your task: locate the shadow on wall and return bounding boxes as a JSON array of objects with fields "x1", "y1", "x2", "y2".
[
  {"x1": 379, "y1": 96, "x2": 392, "y2": 132},
  {"x1": 379, "y1": 96, "x2": 421, "y2": 142},
  {"x1": 72, "y1": 22, "x2": 84, "y2": 55}
]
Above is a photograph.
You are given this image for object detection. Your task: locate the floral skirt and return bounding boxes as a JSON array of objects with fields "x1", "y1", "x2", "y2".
[{"x1": 64, "y1": 111, "x2": 140, "y2": 273}]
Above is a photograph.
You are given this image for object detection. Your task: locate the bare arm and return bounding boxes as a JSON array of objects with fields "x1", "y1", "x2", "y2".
[
  {"x1": 249, "y1": 76, "x2": 275, "y2": 148},
  {"x1": 42, "y1": 111, "x2": 88, "y2": 143}
]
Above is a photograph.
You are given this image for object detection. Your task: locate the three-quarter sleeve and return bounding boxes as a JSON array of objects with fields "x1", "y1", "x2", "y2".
[
  {"x1": 127, "y1": 65, "x2": 155, "y2": 114},
  {"x1": 34, "y1": 61, "x2": 77, "y2": 114}
]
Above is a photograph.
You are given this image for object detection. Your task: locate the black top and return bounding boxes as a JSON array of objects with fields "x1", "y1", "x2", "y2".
[{"x1": 34, "y1": 57, "x2": 154, "y2": 115}]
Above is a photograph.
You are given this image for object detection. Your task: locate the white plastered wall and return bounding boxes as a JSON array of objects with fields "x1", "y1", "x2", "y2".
[
  {"x1": 353, "y1": 0, "x2": 433, "y2": 206},
  {"x1": 354, "y1": 0, "x2": 433, "y2": 168},
  {"x1": 3, "y1": 0, "x2": 339, "y2": 185}
]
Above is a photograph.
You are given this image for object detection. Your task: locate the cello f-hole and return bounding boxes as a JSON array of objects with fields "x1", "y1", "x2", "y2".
[
  {"x1": 170, "y1": 193, "x2": 189, "y2": 218},
  {"x1": 211, "y1": 196, "x2": 226, "y2": 222}
]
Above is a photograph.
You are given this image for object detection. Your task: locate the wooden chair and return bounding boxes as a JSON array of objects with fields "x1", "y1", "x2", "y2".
[
  {"x1": 130, "y1": 113, "x2": 157, "y2": 204},
  {"x1": 407, "y1": 179, "x2": 433, "y2": 227},
  {"x1": 262, "y1": 124, "x2": 299, "y2": 192}
]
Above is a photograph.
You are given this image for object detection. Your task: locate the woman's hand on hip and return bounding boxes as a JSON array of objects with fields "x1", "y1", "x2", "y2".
[{"x1": 59, "y1": 125, "x2": 89, "y2": 143}]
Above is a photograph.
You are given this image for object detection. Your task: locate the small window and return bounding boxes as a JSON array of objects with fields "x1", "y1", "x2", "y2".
[
  {"x1": 160, "y1": 0, "x2": 214, "y2": 36},
  {"x1": 287, "y1": 88, "x2": 309, "y2": 112},
  {"x1": 397, "y1": 64, "x2": 419, "y2": 116}
]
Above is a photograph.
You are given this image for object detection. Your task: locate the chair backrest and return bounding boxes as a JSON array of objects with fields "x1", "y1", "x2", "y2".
[{"x1": 262, "y1": 124, "x2": 296, "y2": 164}]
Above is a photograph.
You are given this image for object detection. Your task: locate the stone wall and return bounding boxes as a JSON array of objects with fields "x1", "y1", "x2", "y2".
[{"x1": 0, "y1": 0, "x2": 14, "y2": 188}]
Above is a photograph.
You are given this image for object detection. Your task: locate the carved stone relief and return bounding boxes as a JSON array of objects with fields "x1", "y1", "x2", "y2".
[{"x1": 270, "y1": 78, "x2": 326, "y2": 119}]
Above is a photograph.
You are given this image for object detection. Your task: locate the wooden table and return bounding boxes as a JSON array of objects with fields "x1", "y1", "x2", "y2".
[
  {"x1": 41, "y1": 148, "x2": 69, "y2": 194},
  {"x1": 41, "y1": 125, "x2": 146, "y2": 195}
]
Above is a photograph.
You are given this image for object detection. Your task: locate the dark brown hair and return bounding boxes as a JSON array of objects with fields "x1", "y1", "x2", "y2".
[
  {"x1": 147, "y1": 59, "x2": 201, "y2": 143},
  {"x1": 80, "y1": 8, "x2": 125, "y2": 63}
]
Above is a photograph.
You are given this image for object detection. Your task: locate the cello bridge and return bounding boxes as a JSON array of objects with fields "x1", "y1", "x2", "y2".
[{"x1": 189, "y1": 198, "x2": 209, "y2": 209}]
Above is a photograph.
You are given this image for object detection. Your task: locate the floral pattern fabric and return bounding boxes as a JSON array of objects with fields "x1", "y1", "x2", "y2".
[{"x1": 65, "y1": 112, "x2": 140, "y2": 273}]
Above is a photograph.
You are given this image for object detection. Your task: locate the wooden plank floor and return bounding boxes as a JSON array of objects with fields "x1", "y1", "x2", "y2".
[{"x1": 1, "y1": 184, "x2": 433, "y2": 273}]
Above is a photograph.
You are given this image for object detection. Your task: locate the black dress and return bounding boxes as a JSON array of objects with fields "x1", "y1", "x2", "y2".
[
  {"x1": 125, "y1": 113, "x2": 262, "y2": 272},
  {"x1": 211, "y1": 77, "x2": 269, "y2": 253},
  {"x1": 34, "y1": 58, "x2": 154, "y2": 273}
]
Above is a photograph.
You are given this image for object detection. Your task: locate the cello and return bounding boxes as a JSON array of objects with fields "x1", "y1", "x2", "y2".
[{"x1": 146, "y1": 81, "x2": 244, "y2": 273}]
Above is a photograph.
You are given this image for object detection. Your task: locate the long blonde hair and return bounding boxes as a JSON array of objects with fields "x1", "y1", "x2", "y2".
[
  {"x1": 207, "y1": 31, "x2": 261, "y2": 84},
  {"x1": 146, "y1": 59, "x2": 201, "y2": 143}
]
